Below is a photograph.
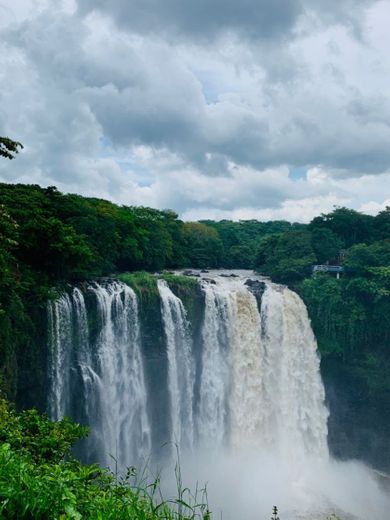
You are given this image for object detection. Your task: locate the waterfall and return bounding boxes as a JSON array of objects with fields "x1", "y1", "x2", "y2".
[
  {"x1": 259, "y1": 286, "x2": 329, "y2": 460},
  {"x1": 197, "y1": 282, "x2": 233, "y2": 448},
  {"x1": 158, "y1": 279, "x2": 195, "y2": 451},
  {"x1": 228, "y1": 287, "x2": 266, "y2": 449},
  {"x1": 87, "y1": 281, "x2": 151, "y2": 467},
  {"x1": 48, "y1": 292, "x2": 73, "y2": 421},
  {"x1": 47, "y1": 272, "x2": 390, "y2": 520},
  {"x1": 48, "y1": 272, "x2": 328, "y2": 468},
  {"x1": 47, "y1": 281, "x2": 151, "y2": 468},
  {"x1": 196, "y1": 277, "x2": 328, "y2": 459}
]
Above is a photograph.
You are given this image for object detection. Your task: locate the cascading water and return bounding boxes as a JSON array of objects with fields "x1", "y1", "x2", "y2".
[
  {"x1": 195, "y1": 276, "x2": 328, "y2": 459},
  {"x1": 228, "y1": 284, "x2": 269, "y2": 450},
  {"x1": 48, "y1": 281, "x2": 151, "y2": 468},
  {"x1": 197, "y1": 282, "x2": 233, "y2": 448},
  {"x1": 87, "y1": 281, "x2": 151, "y2": 467},
  {"x1": 47, "y1": 271, "x2": 389, "y2": 519},
  {"x1": 158, "y1": 279, "x2": 195, "y2": 451},
  {"x1": 260, "y1": 286, "x2": 329, "y2": 460},
  {"x1": 48, "y1": 274, "x2": 327, "y2": 462},
  {"x1": 48, "y1": 292, "x2": 73, "y2": 421}
]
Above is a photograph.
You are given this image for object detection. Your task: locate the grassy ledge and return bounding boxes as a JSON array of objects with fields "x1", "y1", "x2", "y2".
[
  {"x1": 118, "y1": 271, "x2": 159, "y2": 300},
  {"x1": 118, "y1": 271, "x2": 198, "y2": 297}
]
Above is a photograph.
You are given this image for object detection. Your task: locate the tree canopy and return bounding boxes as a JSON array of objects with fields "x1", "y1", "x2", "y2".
[{"x1": 0, "y1": 137, "x2": 23, "y2": 160}]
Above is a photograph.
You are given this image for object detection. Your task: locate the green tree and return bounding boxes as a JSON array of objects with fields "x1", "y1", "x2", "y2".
[
  {"x1": 344, "y1": 240, "x2": 390, "y2": 275},
  {"x1": 309, "y1": 207, "x2": 376, "y2": 247},
  {"x1": 375, "y1": 207, "x2": 390, "y2": 239},
  {"x1": 311, "y1": 227, "x2": 342, "y2": 264},
  {"x1": 228, "y1": 244, "x2": 255, "y2": 268},
  {"x1": 130, "y1": 207, "x2": 175, "y2": 270},
  {"x1": 0, "y1": 137, "x2": 23, "y2": 159},
  {"x1": 201, "y1": 218, "x2": 295, "y2": 268},
  {"x1": 256, "y1": 230, "x2": 316, "y2": 283},
  {"x1": 182, "y1": 222, "x2": 223, "y2": 268}
]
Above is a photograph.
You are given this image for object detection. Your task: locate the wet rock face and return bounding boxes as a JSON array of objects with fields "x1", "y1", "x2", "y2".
[
  {"x1": 183, "y1": 270, "x2": 200, "y2": 277},
  {"x1": 202, "y1": 278, "x2": 216, "y2": 284},
  {"x1": 244, "y1": 279, "x2": 266, "y2": 298},
  {"x1": 244, "y1": 279, "x2": 266, "y2": 314}
]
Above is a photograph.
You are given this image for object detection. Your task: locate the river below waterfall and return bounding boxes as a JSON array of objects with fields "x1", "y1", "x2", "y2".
[{"x1": 47, "y1": 270, "x2": 390, "y2": 519}]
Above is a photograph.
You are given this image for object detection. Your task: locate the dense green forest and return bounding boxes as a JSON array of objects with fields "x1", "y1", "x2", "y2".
[{"x1": 0, "y1": 181, "x2": 389, "y2": 469}]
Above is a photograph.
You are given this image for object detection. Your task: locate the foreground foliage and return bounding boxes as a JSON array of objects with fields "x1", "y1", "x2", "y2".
[
  {"x1": 0, "y1": 399, "x2": 211, "y2": 519},
  {"x1": 0, "y1": 400, "x2": 345, "y2": 519}
]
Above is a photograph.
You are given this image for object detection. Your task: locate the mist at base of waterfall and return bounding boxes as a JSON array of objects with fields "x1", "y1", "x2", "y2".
[{"x1": 157, "y1": 448, "x2": 390, "y2": 520}]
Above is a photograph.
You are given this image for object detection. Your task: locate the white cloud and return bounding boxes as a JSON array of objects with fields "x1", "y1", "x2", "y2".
[{"x1": 0, "y1": 0, "x2": 389, "y2": 221}]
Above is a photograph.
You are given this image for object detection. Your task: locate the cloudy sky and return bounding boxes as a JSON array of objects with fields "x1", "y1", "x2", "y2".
[{"x1": 0, "y1": 0, "x2": 389, "y2": 221}]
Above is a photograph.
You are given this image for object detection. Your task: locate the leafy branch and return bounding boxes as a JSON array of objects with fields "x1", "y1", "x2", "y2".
[{"x1": 0, "y1": 137, "x2": 23, "y2": 160}]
